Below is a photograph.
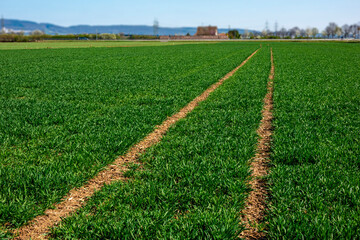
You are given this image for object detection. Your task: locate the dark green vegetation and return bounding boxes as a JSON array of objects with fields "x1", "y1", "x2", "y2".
[
  {"x1": 0, "y1": 43, "x2": 260, "y2": 234},
  {"x1": 50, "y1": 46, "x2": 271, "y2": 239},
  {"x1": 267, "y1": 43, "x2": 360, "y2": 239},
  {"x1": 0, "y1": 41, "x2": 214, "y2": 50},
  {"x1": 2, "y1": 41, "x2": 359, "y2": 239}
]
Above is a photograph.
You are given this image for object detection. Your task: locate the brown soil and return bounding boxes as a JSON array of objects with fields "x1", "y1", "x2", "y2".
[
  {"x1": 14, "y1": 48, "x2": 260, "y2": 240},
  {"x1": 240, "y1": 48, "x2": 274, "y2": 240}
]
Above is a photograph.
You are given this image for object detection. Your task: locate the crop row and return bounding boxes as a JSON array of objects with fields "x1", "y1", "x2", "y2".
[
  {"x1": 48, "y1": 46, "x2": 271, "y2": 239},
  {"x1": 0, "y1": 43, "x2": 260, "y2": 236},
  {"x1": 266, "y1": 42, "x2": 360, "y2": 239}
]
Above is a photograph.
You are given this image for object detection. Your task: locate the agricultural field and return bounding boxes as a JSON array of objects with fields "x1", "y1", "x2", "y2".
[
  {"x1": 0, "y1": 42, "x2": 259, "y2": 237},
  {"x1": 0, "y1": 41, "x2": 359, "y2": 239},
  {"x1": 267, "y1": 42, "x2": 360, "y2": 239},
  {"x1": 0, "y1": 40, "x2": 215, "y2": 50},
  {"x1": 50, "y1": 46, "x2": 271, "y2": 239}
]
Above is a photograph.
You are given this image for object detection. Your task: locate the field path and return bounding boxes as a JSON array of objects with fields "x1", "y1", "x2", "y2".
[
  {"x1": 240, "y1": 48, "x2": 274, "y2": 239},
  {"x1": 14, "y1": 48, "x2": 260, "y2": 240}
]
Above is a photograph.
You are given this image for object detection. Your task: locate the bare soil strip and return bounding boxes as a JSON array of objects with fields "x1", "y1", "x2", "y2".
[
  {"x1": 240, "y1": 48, "x2": 274, "y2": 240},
  {"x1": 14, "y1": 48, "x2": 260, "y2": 240}
]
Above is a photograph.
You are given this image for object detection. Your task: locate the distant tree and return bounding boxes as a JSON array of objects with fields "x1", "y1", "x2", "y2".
[
  {"x1": 31, "y1": 30, "x2": 44, "y2": 36},
  {"x1": 115, "y1": 33, "x2": 125, "y2": 39},
  {"x1": 305, "y1": 28, "x2": 312, "y2": 38},
  {"x1": 99, "y1": 33, "x2": 116, "y2": 40},
  {"x1": 289, "y1": 28, "x2": 295, "y2": 38},
  {"x1": 243, "y1": 30, "x2": 249, "y2": 39},
  {"x1": 311, "y1": 28, "x2": 319, "y2": 38},
  {"x1": 15, "y1": 31, "x2": 25, "y2": 36},
  {"x1": 289, "y1": 27, "x2": 300, "y2": 38},
  {"x1": 261, "y1": 29, "x2": 268, "y2": 37},
  {"x1": 324, "y1": 27, "x2": 331, "y2": 38},
  {"x1": 88, "y1": 34, "x2": 96, "y2": 40},
  {"x1": 321, "y1": 30, "x2": 328, "y2": 38},
  {"x1": 342, "y1": 24, "x2": 350, "y2": 38},
  {"x1": 299, "y1": 29, "x2": 306, "y2": 38},
  {"x1": 186, "y1": 32, "x2": 190, "y2": 36},
  {"x1": 228, "y1": 30, "x2": 240, "y2": 39},
  {"x1": 335, "y1": 27, "x2": 343, "y2": 38},
  {"x1": 325, "y1": 22, "x2": 339, "y2": 38},
  {"x1": 279, "y1": 27, "x2": 287, "y2": 38},
  {"x1": 349, "y1": 24, "x2": 358, "y2": 38}
]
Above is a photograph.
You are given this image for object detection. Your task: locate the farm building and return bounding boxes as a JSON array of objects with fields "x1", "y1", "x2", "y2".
[{"x1": 195, "y1": 26, "x2": 218, "y2": 36}]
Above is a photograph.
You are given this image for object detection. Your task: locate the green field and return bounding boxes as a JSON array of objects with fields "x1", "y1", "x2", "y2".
[
  {"x1": 266, "y1": 42, "x2": 360, "y2": 239},
  {"x1": 0, "y1": 42, "x2": 259, "y2": 236},
  {"x1": 50, "y1": 46, "x2": 270, "y2": 239},
  {"x1": 0, "y1": 41, "x2": 359, "y2": 239},
  {"x1": 0, "y1": 40, "x2": 216, "y2": 50}
]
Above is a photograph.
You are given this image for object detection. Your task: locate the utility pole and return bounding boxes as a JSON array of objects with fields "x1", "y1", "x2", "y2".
[
  {"x1": 275, "y1": 21, "x2": 278, "y2": 37},
  {"x1": 153, "y1": 18, "x2": 159, "y2": 36},
  {"x1": 265, "y1": 21, "x2": 269, "y2": 31},
  {"x1": 1, "y1": 15, "x2": 4, "y2": 33}
]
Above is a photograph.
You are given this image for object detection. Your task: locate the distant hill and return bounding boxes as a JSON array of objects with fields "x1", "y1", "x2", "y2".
[{"x1": 3, "y1": 19, "x2": 258, "y2": 35}]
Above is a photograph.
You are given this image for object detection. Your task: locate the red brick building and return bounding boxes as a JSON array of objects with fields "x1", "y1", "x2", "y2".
[
  {"x1": 195, "y1": 26, "x2": 218, "y2": 36},
  {"x1": 160, "y1": 26, "x2": 228, "y2": 40}
]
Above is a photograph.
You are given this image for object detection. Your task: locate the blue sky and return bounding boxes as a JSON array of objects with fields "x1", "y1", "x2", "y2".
[{"x1": 1, "y1": 0, "x2": 359, "y2": 31}]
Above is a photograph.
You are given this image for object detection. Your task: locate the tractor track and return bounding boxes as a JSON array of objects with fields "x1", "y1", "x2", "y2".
[
  {"x1": 14, "y1": 47, "x2": 260, "y2": 240},
  {"x1": 240, "y1": 47, "x2": 274, "y2": 240}
]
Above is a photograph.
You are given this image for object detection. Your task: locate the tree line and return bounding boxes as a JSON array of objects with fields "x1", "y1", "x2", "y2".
[
  {"x1": 228, "y1": 22, "x2": 360, "y2": 39},
  {"x1": 0, "y1": 30, "x2": 159, "y2": 42},
  {"x1": 1, "y1": 21, "x2": 359, "y2": 41}
]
